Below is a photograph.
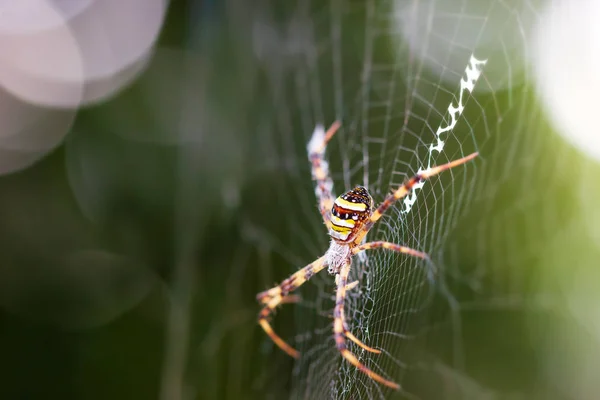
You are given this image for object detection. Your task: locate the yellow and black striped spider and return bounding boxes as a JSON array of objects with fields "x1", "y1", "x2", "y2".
[{"x1": 256, "y1": 121, "x2": 477, "y2": 390}]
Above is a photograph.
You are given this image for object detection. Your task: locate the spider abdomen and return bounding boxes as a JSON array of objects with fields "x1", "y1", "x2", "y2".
[{"x1": 329, "y1": 186, "x2": 373, "y2": 242}]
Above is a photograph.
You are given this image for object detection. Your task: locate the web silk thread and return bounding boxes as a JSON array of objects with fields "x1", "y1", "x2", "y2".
[{"x1": 402, "y1": 54, "x2": 487, "y2": 215}]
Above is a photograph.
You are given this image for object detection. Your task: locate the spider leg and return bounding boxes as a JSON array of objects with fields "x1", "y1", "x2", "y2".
[
  {"x1": 356, "y1": 152, "x2": 478, "y2": 242},
  {"x1": 339, "y1": 242, "x2": 428, "y2": 356},
  {"x1": 344, "y1": 330, "x2": 381, "y2": 354},
  {"x1": 258, "y1": 295, "x2": 300, "y2": 358},
  {"x1": 352, "y1": 241, "x2": 429, "y2": 260},
  {"x1": 257, "y1": 256, "x2": 327, "y2": 358},
  {"x1": 345, "y1": 280, "x2": 359, "y2": 291},
  {"x1": 307, "y1": 121, "x2": 341, "y2": 228},
  {"x1": 333, "y1": 260, "x2": 400, "y2": 390},
  {"x1": 336, "y1": 279, "x2": 379, "y2": 353},
  {"x1": 256, "y1": 256, "x2": 327, "y2": 304}
]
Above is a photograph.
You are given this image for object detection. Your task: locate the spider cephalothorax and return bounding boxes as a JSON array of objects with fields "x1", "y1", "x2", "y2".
[{"x1": 256, "y1": 121, "x2": 477, "y2": 390}]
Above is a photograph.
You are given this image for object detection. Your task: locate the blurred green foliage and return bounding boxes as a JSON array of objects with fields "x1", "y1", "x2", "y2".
[{"x1": 1, "y1": 2, "x2": 599, "y2": 400}]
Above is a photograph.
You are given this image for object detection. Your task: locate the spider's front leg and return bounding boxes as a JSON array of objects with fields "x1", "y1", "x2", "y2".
[
  {"x1": 355, "y1": 152, "x2": 478, "y2": 241},
  {"x1": 352, "y1": 241, "x2": 429, "y2": 260},
  {"x1": 257, "y1": 256, "x2": 327, "y2": 358},
  {"x1": 307, "y1": 121, "x2": 341, "y2": 228}
]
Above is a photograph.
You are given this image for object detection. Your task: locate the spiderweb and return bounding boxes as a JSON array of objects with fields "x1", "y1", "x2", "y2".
[{"x1": 249, "y1": 0, "x2": 559, "y2": 399}]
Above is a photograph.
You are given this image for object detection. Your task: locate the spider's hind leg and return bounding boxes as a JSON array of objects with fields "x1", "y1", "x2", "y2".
[
  {"x1": 338, "y1": 241, "x2": 432, "y2": 359},
  {"x1": 257, "y1": 256, "x2": 328, "y2": 358},
  {"x1": 338, "y1": 279, "x2": 381, "y2": 354},
  {"x1": 333, "y1": 260, "x2": 401, "y2": 390},
  {"x1": 344, "y1": 327, "x2": 381, "y2": 354},
  {"x1": 258, "y1": 295, "x2": 300, "y2": 358}
]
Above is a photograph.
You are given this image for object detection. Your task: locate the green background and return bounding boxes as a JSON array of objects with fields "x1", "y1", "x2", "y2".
[{"x1": 1, "y1": 2, "x2": 599, "y2": 400}]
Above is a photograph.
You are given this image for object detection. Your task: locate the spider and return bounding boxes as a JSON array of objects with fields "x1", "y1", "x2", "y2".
[{"x1": 256, "y1": 121, "x2": 478, "y2": 390}]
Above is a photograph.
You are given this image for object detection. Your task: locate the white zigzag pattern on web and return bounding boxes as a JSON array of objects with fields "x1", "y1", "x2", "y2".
[{"x1": 401, "y1": 54, "x2": 487, "y2": 215}]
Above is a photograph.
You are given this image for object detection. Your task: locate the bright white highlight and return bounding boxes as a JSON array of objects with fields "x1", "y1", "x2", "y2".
[
  {"x1": 307, "y1": 124, "x2": 326, "y2": 155},
  {"x1": 0, "y1": 0, "x2": 167, "y2": 175},
  {"x1": 429, "y1": 56, "x2": 487, "y2": 157},
  {"x1": 0, "y1": 0, "x2": 166, "y2": 107},
  {"x1": 402, "y1": 55, "x2": 486, "y2": 214},
  {"x1": 532, "y1": 0, "x2": 600, "y2": 161}
]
